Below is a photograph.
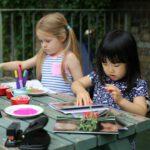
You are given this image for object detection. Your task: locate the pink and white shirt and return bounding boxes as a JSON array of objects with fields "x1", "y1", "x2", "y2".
[{"x1": 41, "y1": 54, "x2": 73, "y2": 95}]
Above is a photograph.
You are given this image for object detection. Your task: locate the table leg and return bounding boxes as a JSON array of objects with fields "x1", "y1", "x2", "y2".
[
  {"x1": 91, "y1": 138, "x2": 132, "y2": 150},
  {"x1": 106, "y1": 138, "x2": 132, "y2": 150}
]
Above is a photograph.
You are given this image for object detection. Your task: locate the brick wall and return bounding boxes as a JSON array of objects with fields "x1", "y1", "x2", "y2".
[
  {"x1": 111, "y1": 0, "x2": 150, "y2": 9},
  {"x1": 139, "y1": 47, "x2": 150, "y2": 94},
  {"x1": 110, "y1": 0, "x2": 150, "y2": 94},
  {"x1": 132, "y1": 27, "x2": 150, "y2": 94}
]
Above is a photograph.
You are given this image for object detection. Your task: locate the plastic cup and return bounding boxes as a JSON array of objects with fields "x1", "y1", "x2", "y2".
[
  {"x1": 0, "y1": 85, "x2": 9, "y2": 96},
  {"x1": 11, "y1": 95, "x2": 30, "y2": 105},
  {"x1": 6, "y1": 88, "x2": 13, "y2": 99}
]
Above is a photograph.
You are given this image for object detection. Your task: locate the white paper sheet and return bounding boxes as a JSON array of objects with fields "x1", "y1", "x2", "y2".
[{"x1": 1, "y1": 79, "x2": 56, "y2": 94}]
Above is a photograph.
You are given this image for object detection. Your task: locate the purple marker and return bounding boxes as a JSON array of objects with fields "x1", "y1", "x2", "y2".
[
  {"x1": 14, "y1": 70, "x2": 20, "y2": 89},
  {"x1": 23, "y1": 70, "x2": 28, "y2": 87},
  {"x1": 16, "y1": 78, "x2": 20, "y2": 89}
]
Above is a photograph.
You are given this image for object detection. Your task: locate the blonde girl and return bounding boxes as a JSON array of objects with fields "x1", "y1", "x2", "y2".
[{"x1": 0, "y1": 12, "x2": 83, "y2": 95}]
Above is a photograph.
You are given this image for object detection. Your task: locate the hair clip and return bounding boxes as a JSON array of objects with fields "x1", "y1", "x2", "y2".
[
  {"x1": 40, "y1": 16, "x2": 46, "y2": 25},
  {"x1": 67, "y1": 25, "x2": 71, "y2": 30},
  {"x1": 40, "y1": 19, "x2": 44, "y2": 25}
]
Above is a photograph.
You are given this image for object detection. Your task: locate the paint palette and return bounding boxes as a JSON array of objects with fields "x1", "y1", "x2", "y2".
[
  {"x1": 27, "y1": 88, "x2": 47, "y2": 96},
  {"x1": 4, "y1": 104, "x2": 43, "y2": 118}
]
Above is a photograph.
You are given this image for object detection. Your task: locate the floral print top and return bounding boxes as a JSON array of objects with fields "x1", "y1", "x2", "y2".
[{"x1": 89, "y1": 71, "x2": 149, "y2": 109}]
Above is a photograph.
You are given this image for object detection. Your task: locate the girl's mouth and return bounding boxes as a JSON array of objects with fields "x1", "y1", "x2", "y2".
[{"x1": 109, "y1": 75, "x2": 116, "y2": 80}]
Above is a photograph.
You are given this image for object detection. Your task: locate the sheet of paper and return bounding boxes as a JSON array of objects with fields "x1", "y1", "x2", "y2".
[
  {"x1": 1, "y1": 79, "x2": 56, "y2": 94},
  {"x1": 53, "y1": 116, "x2": 127, "y2": 134},
  {"x1": 60, "y1": 107, "x2": 109, "y2": 114},
  {"x1": 49, "y1": 102, "x2": 109, "y2": 114}
]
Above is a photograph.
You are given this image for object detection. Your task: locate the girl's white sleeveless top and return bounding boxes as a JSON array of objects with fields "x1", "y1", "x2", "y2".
[{"x1": 41, "y1": 55, "x2": 73, "y2": 95}]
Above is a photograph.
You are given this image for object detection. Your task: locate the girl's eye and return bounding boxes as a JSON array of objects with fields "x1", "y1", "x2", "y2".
[
  {"x1": 114, "y1": 64, "x2": 120, "y2": 67},
  {"x1": 102, "y1": 63, "x2": 107, "y2": 66},
  {"x1": 39, "y1": 40, "x2": 51, "y2": 43},
  {"x1": 46, "y1": 40, "x2": 51, "y2": 43},
  {"x1": 39, "y1": 40, "x2": 43, "y2": 43}
]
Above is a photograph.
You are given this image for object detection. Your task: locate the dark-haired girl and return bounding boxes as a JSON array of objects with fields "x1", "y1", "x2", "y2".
[{"x1": 72, "y1": 30, "x2": 148, "y2": 116}]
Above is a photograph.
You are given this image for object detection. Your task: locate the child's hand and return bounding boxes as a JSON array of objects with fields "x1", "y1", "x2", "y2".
[
  {"x1": 76, "y1": 91, "x2": 93, "y2": 106},
  {"x1": 105, "y1": 84, "x2": 123, "y2": 105}
]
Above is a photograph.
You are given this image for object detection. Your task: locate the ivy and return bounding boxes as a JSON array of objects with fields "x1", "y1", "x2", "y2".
[
  {"x1": 0, "y1": 0, "x2": 110, "y2": 9},
  {"x1": 0, "y1": 0, "x2": 111, "y2": 77}
]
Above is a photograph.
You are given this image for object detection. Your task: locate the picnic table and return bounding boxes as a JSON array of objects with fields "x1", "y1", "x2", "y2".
[{"x1": 0, "y1": 78, "x2": 150, "y2": 150}]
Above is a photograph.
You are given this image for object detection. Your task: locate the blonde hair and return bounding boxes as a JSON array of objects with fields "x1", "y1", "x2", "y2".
[{"x1": 36, "y1": 12, "x2": 81, "y2": 81}]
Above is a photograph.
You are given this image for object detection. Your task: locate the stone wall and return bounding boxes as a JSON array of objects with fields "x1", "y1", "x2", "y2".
[
  {"x1": 132, "y1": 26, "x2": 150, "y2": 94},
  {"x1": 111, "y1": 0, "x2": 150, "y2": 9},
  {"x1": 139, "y1": 47, "x2": 150, "y2": 93},
  {"x1": 111, "y1": 0, "x2": 150, "y2": 94}
]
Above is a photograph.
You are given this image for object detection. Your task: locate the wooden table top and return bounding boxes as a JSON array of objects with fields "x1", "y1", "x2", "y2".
[{"x1": 0, "y1": 78, "x2": 150, "y2": 150}]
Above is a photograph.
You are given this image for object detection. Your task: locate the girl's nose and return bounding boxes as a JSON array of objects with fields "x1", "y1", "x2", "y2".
[
  {"x1": 42, "y1": 42, "x2": 47, "y2": 48},
  {"x1": 108, "y1": 65, "x2": 114, "y2": 73}
]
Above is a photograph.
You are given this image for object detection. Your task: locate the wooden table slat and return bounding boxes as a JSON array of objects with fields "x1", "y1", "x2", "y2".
[{"x1": 1, "y1": 79, "x2": 150, "y2": 150}]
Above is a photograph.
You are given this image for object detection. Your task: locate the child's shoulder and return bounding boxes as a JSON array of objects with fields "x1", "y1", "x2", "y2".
[
  {"x1": 65, "y1": 51, "x2": 78, "y2": 61},
  {"x1": 88, "y1": 71, "x2": 99, "y2": 81},
  {"x1": 66, "y1": 51, "x2": 76, "y2": 57},
  {"x1": 136, "y1": 79, "x2": 147, "y2": 84},
  {"x1": 136, "y1": 78, "x2": 148, "y2": 87},
  {"x1": 132, "y1": 78, "x2": 149, "y2": 98}
]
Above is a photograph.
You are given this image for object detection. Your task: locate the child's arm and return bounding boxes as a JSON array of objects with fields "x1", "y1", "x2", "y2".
[
  {"x1": 118, "y1": 96, "x2": 147, "y2": 116},
  {"x1": 71, "y1": 76, "x2": 93, "y2": 106},
  {"x1": 65, "y1": 52, "x2": 83, "y2": 80},
  {"x1": 105, "y1": 84, "x2": 147, "y2": 116},
  {"x1": 0, "y1": 55, "x2": 37, "y2": 71}
]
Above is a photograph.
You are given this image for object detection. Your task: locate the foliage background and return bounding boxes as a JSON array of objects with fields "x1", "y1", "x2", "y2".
[
  {"x1": 0, "y1": 0, "x2": 111, "y2": 77},
  {"x1": 0, "y1": 0, "x2": 110, "y2": 9}
]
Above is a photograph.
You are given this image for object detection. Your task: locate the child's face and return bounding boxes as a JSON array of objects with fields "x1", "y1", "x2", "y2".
[
  {"x1": 102, "y1": 59, "x2": 126, "y2": 81},
  {"x1": 37, "y1": 30, "x2": 65, "y2": 56}
]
